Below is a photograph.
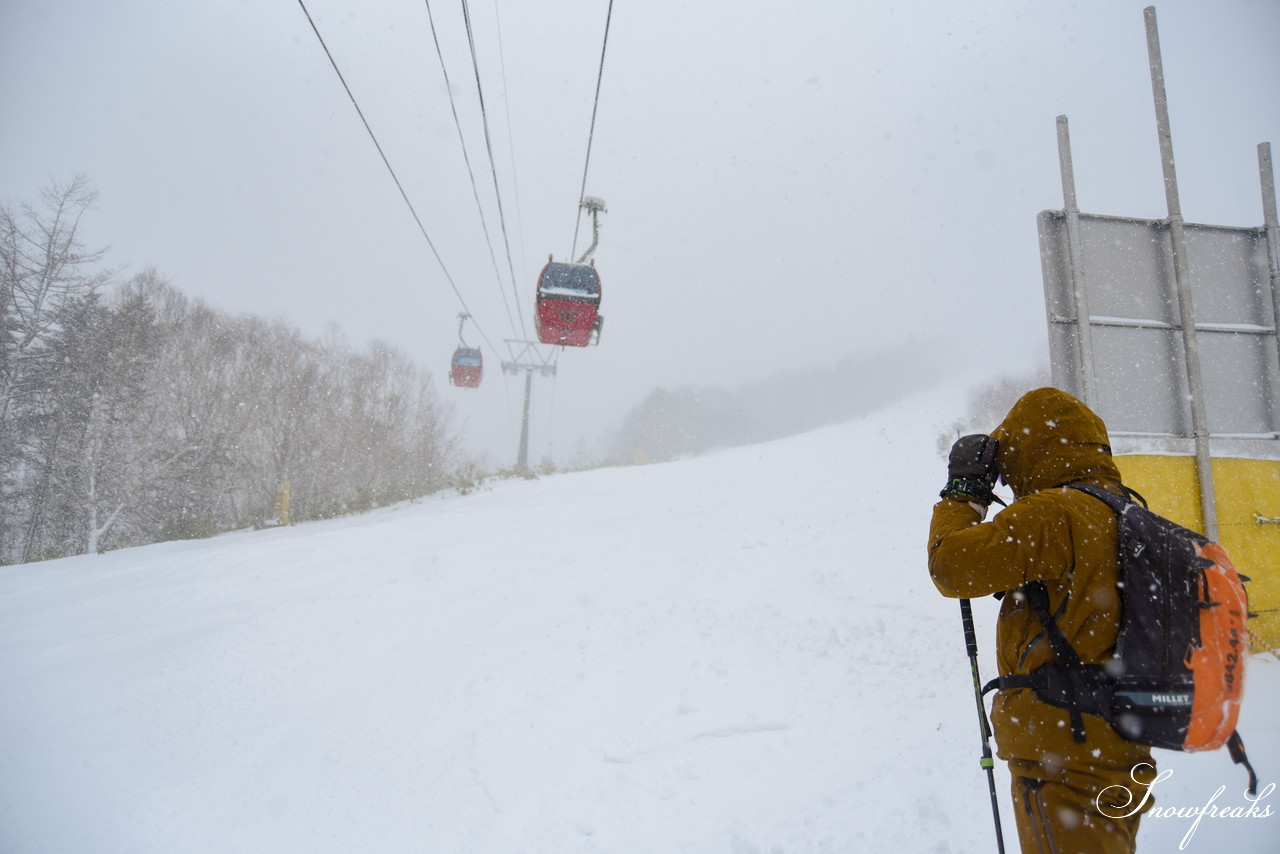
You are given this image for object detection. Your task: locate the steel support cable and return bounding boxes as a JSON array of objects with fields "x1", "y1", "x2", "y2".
[
  {"x1": 570, "y1": 0, "x2": 614, "y2": 259},
  {"x1": 296, "y1": 0, "x2": 503, "y2": 358},
  {"x1": 423, "y1": 0, "x2": 520, "y2": 338},
  {"x1": 456, "y1": 0, "x2": 537, "y2": 446},
  {"x1": 423, "y1": 0, "x2": 525, "y2": 452},
  {"x1": 460, "y1": 0, "x2": 528, "y2": 340},
  {"x1": 492, "y1": 0, "x2": 528, "y2": 280}
]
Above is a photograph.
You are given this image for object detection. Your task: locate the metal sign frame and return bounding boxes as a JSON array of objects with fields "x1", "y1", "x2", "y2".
[
  {"x1": 1039, "y1": 209, "x2": 1280, "y2": 440},
  {"x1": 1039, "y1": 8, "x2": 1280, "y2": 540}
]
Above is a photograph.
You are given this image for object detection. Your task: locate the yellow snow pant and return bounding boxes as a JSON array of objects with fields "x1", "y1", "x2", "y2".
[{"x1": 1009, "y1": 759, "x2": 1155, "y2": 854}]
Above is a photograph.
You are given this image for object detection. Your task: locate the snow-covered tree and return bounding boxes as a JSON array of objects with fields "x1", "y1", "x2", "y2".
[
  {"x1": 1, "y1": 178, "x2": 112, "y2": 560},
  {"x1": 2, "y1": 181, "x2": 462, "y2": 563}
]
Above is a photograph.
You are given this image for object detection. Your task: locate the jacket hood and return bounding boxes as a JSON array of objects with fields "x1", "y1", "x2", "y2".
[{"x1": 989, "y1": 387, "x2": 1120, "y2": 498}]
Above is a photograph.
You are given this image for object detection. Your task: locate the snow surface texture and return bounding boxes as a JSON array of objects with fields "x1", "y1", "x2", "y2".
[{"x1": 1, "y1": 380, "x2": 1275, "y2": 853}]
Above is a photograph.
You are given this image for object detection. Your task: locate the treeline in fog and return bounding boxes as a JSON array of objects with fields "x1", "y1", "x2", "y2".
[
  {"x1": 607, "y1": 345, "x2": 956, "y2": 464},
  {"x1": 2, "y1": 178, "x2": 458, "y2": 564}
]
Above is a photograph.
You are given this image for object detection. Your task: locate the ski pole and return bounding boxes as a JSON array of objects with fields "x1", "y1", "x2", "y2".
[{"x1": 960, "y1": 597, "x2": 1006, "y2": 854}]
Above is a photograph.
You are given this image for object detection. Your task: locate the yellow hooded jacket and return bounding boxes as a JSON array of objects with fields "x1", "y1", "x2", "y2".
[{"x1": 928, "y1": 388, "x2": 1153, "y2": 773}]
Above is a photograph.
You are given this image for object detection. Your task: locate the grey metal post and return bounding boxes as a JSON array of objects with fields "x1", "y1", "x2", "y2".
[
  {"x1": 1057, "y1": 115, "x2": 1096, "y2": 406},
  {"x1": 517, "y1": 368, "x2": 533, "y2": 470},
  {"x1": 503, "y1": 339, "x2": 558, "y2": 471},
  {"x1": 1145, "y1": 6, "x2": 1218, "y2": 539},
  {"x1": 1261, "y1": 143, "x2": 1280, "y2": 392}
]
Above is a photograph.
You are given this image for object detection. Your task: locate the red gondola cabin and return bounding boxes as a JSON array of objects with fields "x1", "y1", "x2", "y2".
[
  {"x1": 449, "y1": 346, "x2": 483, "y2": 388},
  {"x1": 535, "y1": 261, "x2": 602, "y2": 347}
]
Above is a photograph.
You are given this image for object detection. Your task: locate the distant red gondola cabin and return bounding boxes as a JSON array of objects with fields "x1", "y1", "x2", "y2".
[
  {"x1": 535, "y1": 261, "x2": 602, "y2": 347},
  {"x1": 449, "y1": 346, "x2": 483, "y2": 388}
]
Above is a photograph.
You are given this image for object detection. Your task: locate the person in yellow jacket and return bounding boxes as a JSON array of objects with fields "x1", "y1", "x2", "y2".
[{"x1": 929, "y1": 387, "x2": 1156, "y2": 854}]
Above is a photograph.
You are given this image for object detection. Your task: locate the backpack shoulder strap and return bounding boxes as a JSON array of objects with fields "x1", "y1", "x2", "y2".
[
  {"x1": 1065, "y1": 482, "x2": 1129, "y2": 515},
  {"x1": 1023, "y1": 580, "x2": 1089, "y2": 743}
]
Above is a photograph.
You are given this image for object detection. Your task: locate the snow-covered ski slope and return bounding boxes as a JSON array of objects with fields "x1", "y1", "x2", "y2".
[{"x1": 2, "y1": 380, "x2": 1275, "y2": 853}]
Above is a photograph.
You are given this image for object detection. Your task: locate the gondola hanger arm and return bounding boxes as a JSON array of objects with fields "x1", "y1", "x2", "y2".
[{"x1": 575, "y1": 196, "x2": 607, "y2": 264}]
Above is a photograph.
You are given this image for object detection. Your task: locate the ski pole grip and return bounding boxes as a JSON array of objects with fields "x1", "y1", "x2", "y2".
[{"x1": 960, "y1": 599, "x2": 979, "y2": 658}]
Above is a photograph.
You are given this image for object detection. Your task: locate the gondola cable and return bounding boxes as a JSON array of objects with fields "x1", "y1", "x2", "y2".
[
  {"x1": 492, "y1": 0, "x2": 529, "y2": 285},
  {"x1": 570, "y1": 0, "x2": 615, "y2": 260},
  {"x1": 295, "y1": 0, "x2": 504, "y2": 359},
  {"x1": 460, "y1": 0, "x2": 529, "y2": 341},
  {"x1": 423, "y1": 0, "x2": 521, "y2": 339}
]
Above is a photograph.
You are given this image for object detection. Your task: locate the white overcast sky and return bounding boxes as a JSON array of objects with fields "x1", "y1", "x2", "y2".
[{"x1": 3, "y1": 0, "x2": 1278, "y2": 464}]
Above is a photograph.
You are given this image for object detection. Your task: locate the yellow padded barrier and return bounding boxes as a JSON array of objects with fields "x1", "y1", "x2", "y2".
[{"x1": 1114, "y1": 455, "x2": 1280, "y2": 653}]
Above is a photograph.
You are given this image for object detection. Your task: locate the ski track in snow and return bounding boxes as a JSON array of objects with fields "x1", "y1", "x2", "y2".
[{"x1": 1, "y1": 378, "x2": 1276, "y2": 853}]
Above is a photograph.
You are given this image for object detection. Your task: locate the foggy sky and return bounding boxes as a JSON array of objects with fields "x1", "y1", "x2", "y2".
[{"x1": 3, "y1": 0, "x2": 1278, "y2": 464}]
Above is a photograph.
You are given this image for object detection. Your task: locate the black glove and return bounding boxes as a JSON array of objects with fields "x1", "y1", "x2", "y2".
[{"x1": 940, "y1": 434, "x2": 1004, "y2": 507}]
